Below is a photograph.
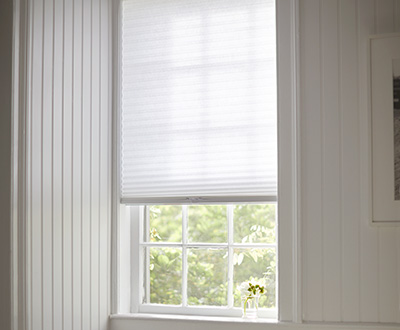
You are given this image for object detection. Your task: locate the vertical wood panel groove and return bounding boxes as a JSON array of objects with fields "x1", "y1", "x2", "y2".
[
  {"x1": 40, "y1": 0, "x2": 45, "y2": 327},
  {"x1": 61, "y1": 0, "x2": 65, "y2": 328},
  {"x1": 340, "y1": 0, "x2": 360, "y2": 321},
  {"x1": 89, "y1": 0, "x2": 93, "y2": 328},
  {"x1": 107, "y1": 0, "x2": 111, "y2": 318},
  {"x1": 358, "y1": 0, "x2": 380, "y2": 322},
  {"x1": 71, "y1": 0, "x2": 74, "y2": 328},
  {"x1": 71, "y1": 0, "x2": 76, "y2": 328},
  {"x1": 321, "y1": 1, "x2": 342, "y2": 320},
  {"x1": 29, "y1": 0, "x2": 34, "y2": 328},
  {"x1": 98, "y1": 1, "x2": 102, "y2": 326},
  {"x1": 358, "y1": 0, "x2": 364, "y2": 321},
  {"x1": 300, "y1": 0, "x2": 324, "y2": 320},
  {"x1": 51, "y1": 1, "x2": 55, "y2": 329},
  {"x1": 376, "y1": 1, "x2": 380, "y2": 314},
  {"x1": 318, "y1": 1, "x2": 324, "y2": 320},
  {"x1": 355, "y1": 1, "x2": 361, "y2": 321},
  {"x1": 80, "y1": 0, "x2": 84, "y2": 328},
  {"x1": 337, "y1": 0, "x2": 343, "y2": 320}
]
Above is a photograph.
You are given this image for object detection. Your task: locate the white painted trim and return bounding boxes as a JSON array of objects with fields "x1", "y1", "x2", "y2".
[
  {"x1": 11, "y1": 0, "x2": 20, "y2": 329},
  {"x1": 367, "y1": 31, "x2": 374, "y2": 229},
  {"x1": 136, "y1": 306, "x2": 277, "y2": 319},
  {"x1": 132, "y1": 204, "x2": 277, "y2": 316},
  {"x1": 369, "y1": 32, "x2": 400, "y2": 39},
  {"x1": 119, "y1": 204, "x2": 131, "y2": 313},
  {"x1": 111, "y1": 312, "x2": 279, "y2": 324},
  {"x1": 276, "y1": 0, "x2": 301, "y2": 322},
  {"x1": 121, "y1": 196, "x2": 277, "y2": 206},
  {"x1": 11, "y1": 0, "x2": 29, "y2": 329},
  {"x1": 114, "y1": 0, "x2": 296, "y2": 321},
  {"x1": 181, "y1": 205, "x2": 188, "y2": 307},
  {"x1": 368, "y1": 32, "x2": 400, "y2": 226},
  {"x1": 291, "y1": 0, "x2": 302, "y2": 323},
  {"x1": 227, "y1": 205, "x2": 234, "y2": 309},
  {"x1": 139, "y1": 242, "x2": 276, "y2": 248},
  {"x1": 130, "y1": 206, "x2": 142, "y2": 313},
  {"x1": 11, "y1": 0, "x2": 20, "y2": 327},
  {"x1": 110, "y1": 314, "x2": 400, "y2": 330},
  {"x1": 111, "y1": 0, "x2": 122, "y2": 315}
]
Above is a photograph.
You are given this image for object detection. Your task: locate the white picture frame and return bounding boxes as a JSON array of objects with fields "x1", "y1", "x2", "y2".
[{"x1": 370, "y1": 33, "x2": 400, "y2": 224}]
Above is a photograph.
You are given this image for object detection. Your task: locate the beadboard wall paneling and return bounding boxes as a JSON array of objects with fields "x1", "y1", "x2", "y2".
[
  {"x1": 0, "y1": 0, "x2": 13, "y2": 329},
  {"x1": 357, "y1": 0, "x2": 379, "y2": 323},
  {"x1": 300, "y1": 0, "x2": 323, "y2": 321},
  {"x1": 24, "y1": 0, "x2": 111, "y2": 329},
  {"x1": 300, "y1": 0, "x2": 400, "y2": 323},
  {"x1": 320, "y1": 0, "x2": 341, "y2": 322},
  {"x1": 339, "y1": 0, "x2": 360, "y2": 322}
]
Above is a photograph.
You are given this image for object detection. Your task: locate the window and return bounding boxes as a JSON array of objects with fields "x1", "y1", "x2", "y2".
[
  {"x1": 132, "y1": 204, "x2": 276, "y2": 317},
  {"x1": 119, "y1": 0, "x2": 277, "y2": 319},
  {"x1": 126, "y1": 203, "x2": 277, "y2": 318}
]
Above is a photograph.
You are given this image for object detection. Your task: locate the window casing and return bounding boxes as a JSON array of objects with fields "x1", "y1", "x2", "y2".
[{"x1": 118, "y1": 0, "x2": 278, "y2": 319}]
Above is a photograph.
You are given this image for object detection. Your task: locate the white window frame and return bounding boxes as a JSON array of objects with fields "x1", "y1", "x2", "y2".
[
  {"x1": 129, "y1": 204, "x2": 277, "y2": 319},
  {"x1": 111, "y1": 0, "x2": 301, "y2": 324}
]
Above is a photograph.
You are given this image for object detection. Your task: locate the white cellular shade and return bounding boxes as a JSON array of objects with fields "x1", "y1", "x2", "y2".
[{"x1": 121, "y1": 0, "x2": 277, "y2": 204}]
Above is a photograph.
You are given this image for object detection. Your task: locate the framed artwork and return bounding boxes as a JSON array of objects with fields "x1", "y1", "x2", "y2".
[{"x1": 370, "y1": 33, "x2": 400, "y2": 224}]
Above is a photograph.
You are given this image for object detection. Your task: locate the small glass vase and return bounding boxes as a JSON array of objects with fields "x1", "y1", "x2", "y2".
[{"x1": 241, "y1": 295, "x2": 259, "y2": 319}]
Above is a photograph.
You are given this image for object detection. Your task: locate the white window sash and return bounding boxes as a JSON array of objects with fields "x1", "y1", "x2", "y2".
[
  {"x1": 121, "y1": 195, "x2": 277, "y2": 206},
  {"x1": 131, "y1": 205, "x2": 277, "y2": 317}
]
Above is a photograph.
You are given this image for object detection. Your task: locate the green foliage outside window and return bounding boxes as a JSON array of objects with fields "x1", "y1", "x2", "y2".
[
  {"x1": 149, "y1": 247, "x2": 182, "y2": 305},
  {"x1": 148, "y1": 204, "x2": 276, "y2": 308}
]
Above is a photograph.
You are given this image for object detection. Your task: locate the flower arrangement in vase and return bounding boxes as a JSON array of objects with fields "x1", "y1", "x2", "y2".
[{"x1": 237, "y1": 280, "x2": 265, "y2": 319}]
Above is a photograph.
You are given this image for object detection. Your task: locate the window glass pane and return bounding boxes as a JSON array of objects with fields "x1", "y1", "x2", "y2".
[
  {"x1": 233, "y1": 204, "x2": 276, "y2": 244},
  {"x1": 233, "y1": 248, "x2": 276, "y2": 308},
  {"x1": 149, "y1": 205, "x2": 182, "y2": 242},
  {"x1": 141, "y1": 204, "x2": 277, "y2": 312},
  {"x1": 149, "y1": 247, "x2": 182, "y2": 304},
  {"x1": 188, "y1": 205, "x2": 227, "y2": 243},
  {"x1": 187, "y1": 248, "x2": 228, "y2": 306}
]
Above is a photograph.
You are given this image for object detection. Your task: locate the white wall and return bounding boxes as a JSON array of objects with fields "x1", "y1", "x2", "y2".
[
  {"x1": 17, "y1": 0, "x2": 400, "y2": 329},
  {"x1": 21, "y1": 0, "x2": 112, "y2": 329},
  {"x1": 300, "y1": 0, "x2": 400, "y2": 323},
  {"x1": 0, "y1": 0, "x2": 13, "y2": 329},
  {"x1": 112, "y1": 0, "x2": 400, "y2": 329}
]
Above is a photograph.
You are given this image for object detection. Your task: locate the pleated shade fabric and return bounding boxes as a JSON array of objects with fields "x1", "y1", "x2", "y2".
[{"x1": 121, "y1": 0, "x2": 277, "y2": 204}]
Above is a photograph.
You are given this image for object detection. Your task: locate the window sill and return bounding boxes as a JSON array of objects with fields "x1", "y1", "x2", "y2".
[
  {"x1": 110, "y1": 315, "x2": 400, "y2": 330},
  {"x1": 110, "y1": 313, "x2": 278, "y2": 324}
]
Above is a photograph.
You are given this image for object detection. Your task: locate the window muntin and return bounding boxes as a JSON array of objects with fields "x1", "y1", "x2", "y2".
[{"x1": 136, "y1": 204, "x2": 277, "y2": 317}]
